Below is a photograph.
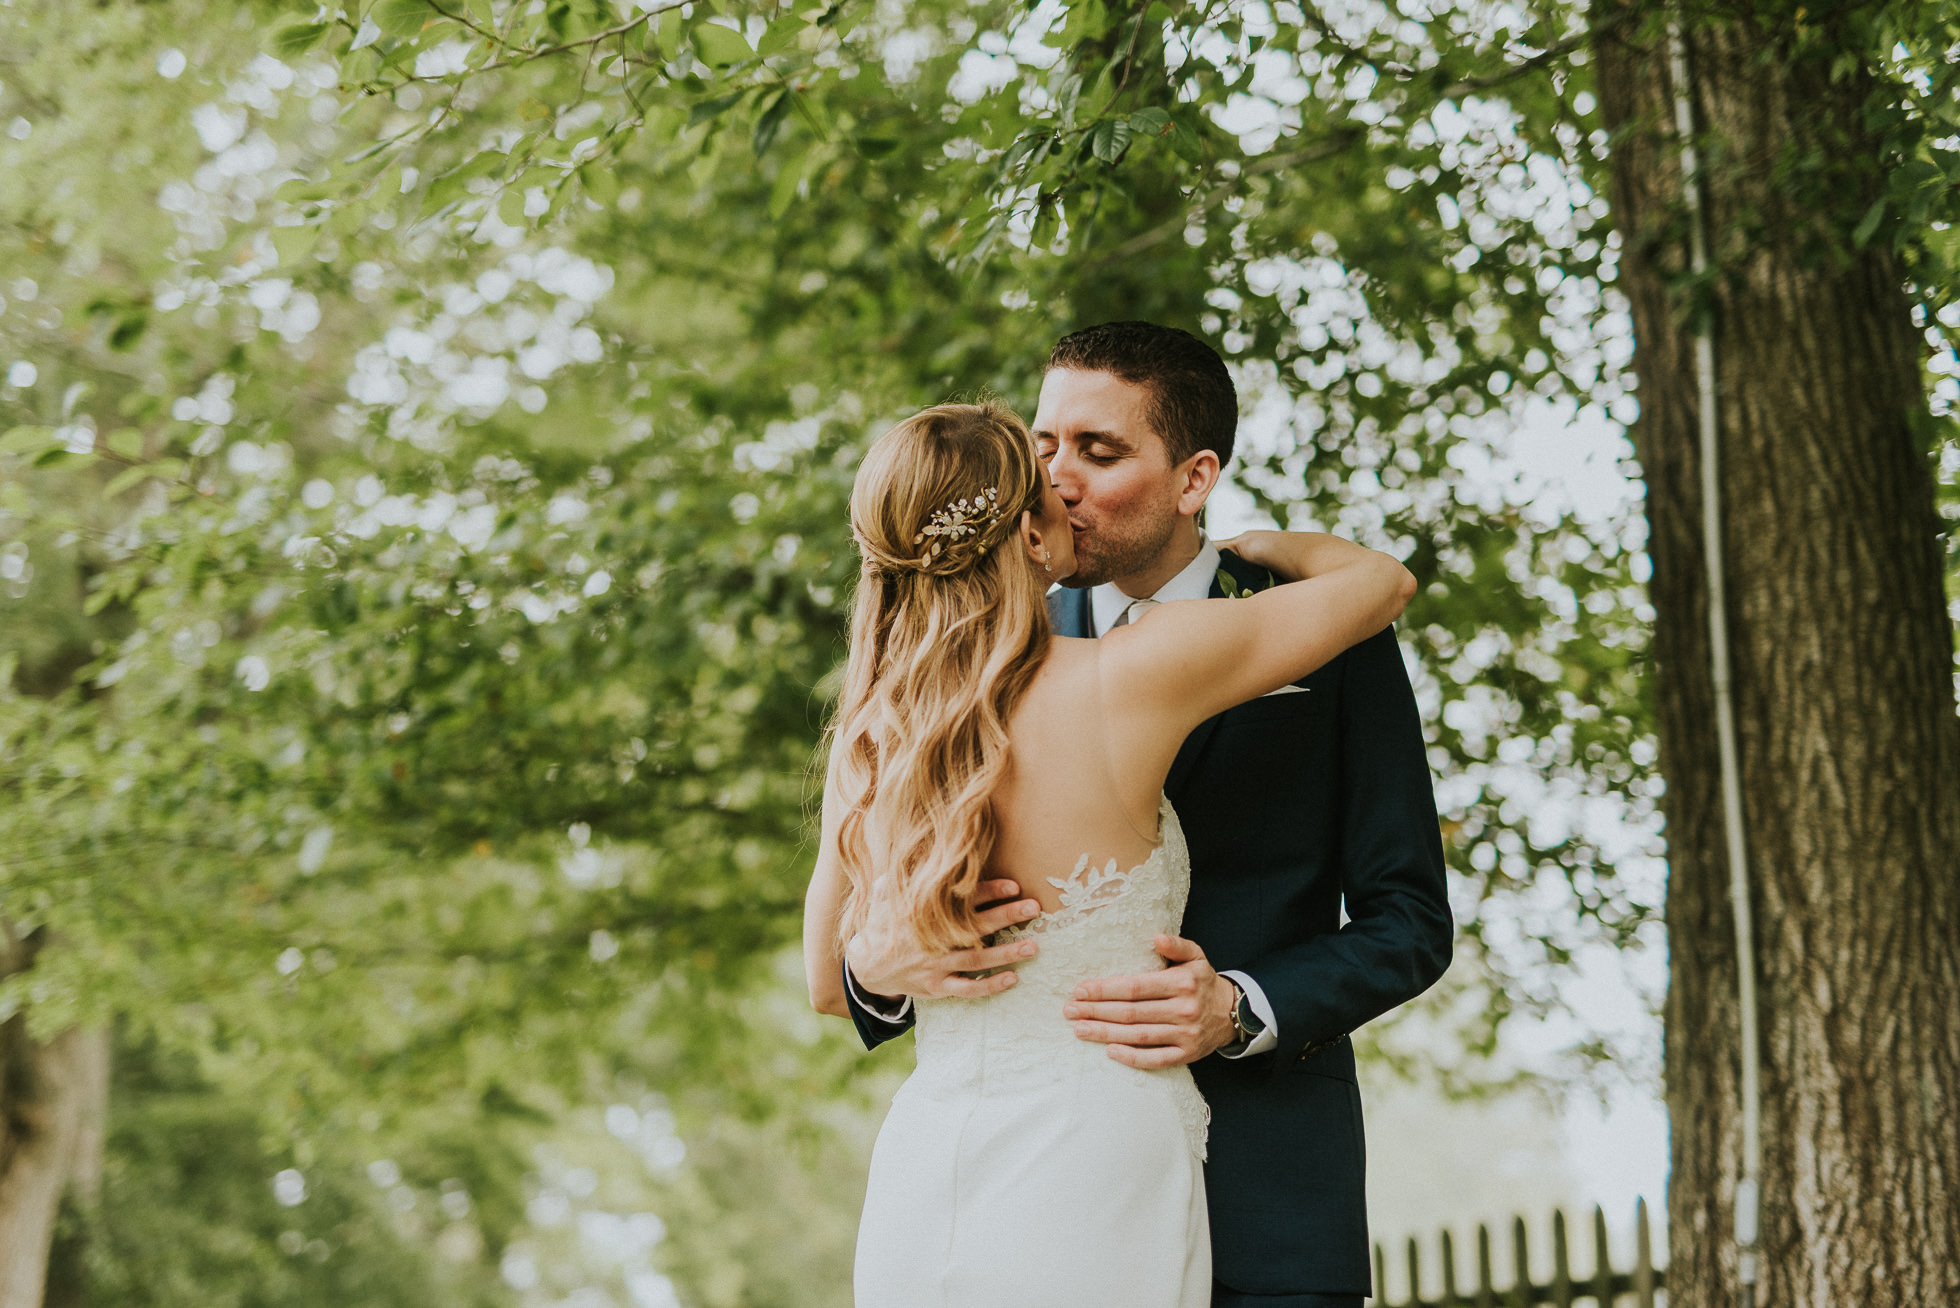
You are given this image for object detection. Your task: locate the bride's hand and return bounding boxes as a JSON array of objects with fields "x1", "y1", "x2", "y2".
[
  {"x1": 1218, "y1": 530, "x2": 1408, "y2": 591},
  {"x1": 845, "y1": 878, "x2": 1044, "y2": 1000},
  {"x1": 1214, "y1": 530, "x2": 1298, "y2": 580}
]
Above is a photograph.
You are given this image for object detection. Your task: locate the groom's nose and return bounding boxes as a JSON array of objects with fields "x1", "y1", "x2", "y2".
[{"x1": 1046, "y1": 447, "x2": 1084, "y2": 505}]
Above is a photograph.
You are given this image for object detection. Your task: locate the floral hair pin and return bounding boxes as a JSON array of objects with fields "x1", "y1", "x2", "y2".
[{"x1": 914, "y1": 486, "x2": 1002, "y2": 559}]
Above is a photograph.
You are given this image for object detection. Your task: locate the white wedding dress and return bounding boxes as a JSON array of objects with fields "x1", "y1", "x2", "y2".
[{"x1": 855, "y1": 796, "x2": 1210, "y2": 1307}]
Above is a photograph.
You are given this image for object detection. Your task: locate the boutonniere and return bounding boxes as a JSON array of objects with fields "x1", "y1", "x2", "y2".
[{"x1": 1214, "y1": 566, "x2": 1276, "y2": 598}]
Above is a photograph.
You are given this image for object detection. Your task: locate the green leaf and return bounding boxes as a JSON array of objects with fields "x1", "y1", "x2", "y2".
[
  {"x1": 1128, "y1": 107, "x2": 1173, "y2": 137},
  {"x1": 1852, "y1": 197, "x2": 1886, "y2": 248},
  {"x1": 501, "y1": 186, "x2": 533, "y2": 227},
  {"x1": 1052, "y1": 71, "x2": 1083, "y2": 127},
  {"x1": 855, "y1": 136, "x2": 899, "y2": 159},
  {"x1": 342, "y1": 132, "x2": 400, "y2": 165},
  {"x1": 276, "y1": 176, "x2": 336, "y2": 204},
  {"x1": 498, "y1": 187, "x2": 528, "y2": 227},
  {"x1": 753, "y1": 89, "x2": 793, "y2": 158},
  {"x1": 108, "y1": 312, "x2": 148, "y2": 350},
  {"x1": 273, "y1": 225, "x2": 320, "y2": 266},
  {"x1": 757, "y1": 19, "x2": 803, "y2": 57},
  {"x1": 692, "y1": 23, "x2": 755, "y2": 67},
  {"x1": 326, "y1": 194, "x2": 376, "y2": 235},
  {"x1": 424, "y1": 150, "x2": 506, "y2": 211},
  {"x1": 580, "y1": 165, "x2": 621, "y2": 205},
  {"x1": 788, "y1": 88, "x2": 829, "y2": 140},
  {"x1": 0, "y1": 426, "x2": 52, "y2": 454},
  {"x1": 769, "y1": 144, "x2": 819, "y2": 219},
  {"x1": 340, "y1": 45, "x2": 383, "y2": 85},
  {"x1": 34, "y1": 447, "x2": 85, "y2": 468},
  {"x1": 1167, "y1": 115, "x2": 1204, "y2": 164},
  {"x1": 107, "y1": 428, "x2": 143, "y2": 461},
  {"x1": 1029, "y1": 201, "x2": 1059, "y2": 249},
  {"x1": 650, "y1": 8, "x2": 684, "y2": 56},
  {"x1": 374, "y1": 0, "x2": 432, "y2": 39},
  {"x1": 687, "y1": 91, "x2": 746, "y2": 129},
  {"x1": 1090, "y1": 117, "x2": 1132, "y2": 164},
  {"x1": 271, "y1": 22, "x2": 331, "y2": 59},
  {"x1": 104, "y1": 463, "x2": 153, "y2": 497}
]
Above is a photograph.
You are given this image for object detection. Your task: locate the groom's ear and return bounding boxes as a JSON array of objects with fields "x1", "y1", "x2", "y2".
[{"x1": 1175, "y1": 449, "x2": 1222, "y2": 518}]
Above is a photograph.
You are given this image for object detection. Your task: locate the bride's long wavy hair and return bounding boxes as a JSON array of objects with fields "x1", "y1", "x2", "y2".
[{"x1": 830, "y1": 402, "x2": 1053, "y2": 953}]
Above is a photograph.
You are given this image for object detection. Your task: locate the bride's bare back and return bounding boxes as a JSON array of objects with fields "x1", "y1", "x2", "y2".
[{"x1": 989, "y1": 637, "x2": 1172, "y2": 914}]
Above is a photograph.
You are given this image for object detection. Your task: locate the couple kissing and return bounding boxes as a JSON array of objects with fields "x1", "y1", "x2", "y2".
[{"x1": 804, "y1": 320, "x2": 1453, "y2": 1307}]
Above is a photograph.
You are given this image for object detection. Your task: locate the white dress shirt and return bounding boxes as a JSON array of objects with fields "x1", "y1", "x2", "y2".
[{"x1": 1090, "y1": 537, "x2": 1279, "y2": 1058}]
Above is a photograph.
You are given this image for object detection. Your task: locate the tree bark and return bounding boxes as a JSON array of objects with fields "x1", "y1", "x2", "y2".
[
  {"x1": 1591, "y1": 3, "x2": 1960, "y2": 1303},
  {"x1": 0, "y1": 921, "x2": 108, "y2": 1308}
]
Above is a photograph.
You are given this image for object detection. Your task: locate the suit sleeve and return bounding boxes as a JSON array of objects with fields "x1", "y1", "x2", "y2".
[
  {"x1": 843, "y1": 960, "x2": 917, "y2": 1051},
  {"x1": 1236, "y1": 625, "x2": 1454, "y2": 1067}
]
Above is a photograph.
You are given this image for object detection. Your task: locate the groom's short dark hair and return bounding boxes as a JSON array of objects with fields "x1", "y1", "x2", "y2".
[{"x1": 1047, "y1": 322, "x2": 1237, "y2": 469}]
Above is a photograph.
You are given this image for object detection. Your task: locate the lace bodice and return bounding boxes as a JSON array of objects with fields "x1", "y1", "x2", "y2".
[{"x1": 911, "y1": 796, "x2": 1209, "y2": 1158}]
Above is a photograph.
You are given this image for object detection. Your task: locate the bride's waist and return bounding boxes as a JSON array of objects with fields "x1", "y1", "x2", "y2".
[{"x1": 913, "y1": 987, "x2": 1146, "y2": 1074}]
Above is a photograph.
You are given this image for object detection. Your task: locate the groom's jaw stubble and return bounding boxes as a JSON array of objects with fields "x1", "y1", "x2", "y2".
[
  {"x1": 1064, "y1": 506, "x2": 1179, "y2": 590},
  {"x1": 1064, "y1": 504, "x2": 1206, "y2": 595}
]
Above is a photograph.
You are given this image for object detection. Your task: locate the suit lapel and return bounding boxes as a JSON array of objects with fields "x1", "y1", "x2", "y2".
[{"x1": 1046, "y1": 586, "x2": 1093, "y2": 639}]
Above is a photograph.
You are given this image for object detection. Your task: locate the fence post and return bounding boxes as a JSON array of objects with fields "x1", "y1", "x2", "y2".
[
  {"x1": 1551, "y1": 1209, "x2": 1574, "y2": 1308},
  {"x1": 1511, "y1": 1216, "x2": 1533, "y2": 1308},
  {"x1": 1370, "y1": 1205, "x2": 1664, "y2": 1308},
  {"x1": 1591, "y1": 1206, "x2": 1613, "y2": 1307},
  {"x1": 1633, "y1": 1198, "x2": 1656, "y2": 1308}
]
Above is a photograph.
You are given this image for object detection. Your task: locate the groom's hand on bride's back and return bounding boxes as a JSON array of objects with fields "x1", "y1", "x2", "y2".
[
  {"x1": 845, "y1": 879, "x2": 1044, "y2": 1001},
  {"x1": 1064, "y1": 935, "x2": 1239, "y2": 1068}
]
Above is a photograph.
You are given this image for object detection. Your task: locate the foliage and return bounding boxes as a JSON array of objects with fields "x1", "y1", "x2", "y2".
[
  {"x1": 45, "y1": 1030, "x2": 512, "y2": 1308},
  {"x1": 2, "y1": 0, "x2": 1957, "y2": 1300}
]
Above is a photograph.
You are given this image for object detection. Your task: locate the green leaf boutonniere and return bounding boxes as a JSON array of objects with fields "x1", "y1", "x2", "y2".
[{"x1": 1215, "y1": 566, "x2": 1277, "y2": 598}]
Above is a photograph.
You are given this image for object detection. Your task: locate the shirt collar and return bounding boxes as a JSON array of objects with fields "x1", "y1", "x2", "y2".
[{"x1": 1090, "y1": 536, "x2": 1221, "y2": 636}]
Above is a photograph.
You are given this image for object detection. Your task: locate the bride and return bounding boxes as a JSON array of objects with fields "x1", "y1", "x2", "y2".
[{"x1": 804, "y1": 401, "x2": 1414, "y2": 1306}]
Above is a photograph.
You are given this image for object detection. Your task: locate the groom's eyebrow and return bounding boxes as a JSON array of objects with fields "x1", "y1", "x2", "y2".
[
  {"x1": 1080, "y1": 429, "x2": 1135, "y2": 453},
  {"x1": 1036, "y1": 426, "x2": 1136, "y2": 455}
]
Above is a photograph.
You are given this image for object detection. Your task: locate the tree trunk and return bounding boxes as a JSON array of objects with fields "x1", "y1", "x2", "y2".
[
  {"x1": 0, "y1": 922, "x2": 108, "y2": 1308},
  {"x1": 1591, "y1": 3, "x2": 1960, "y2": 1303}
]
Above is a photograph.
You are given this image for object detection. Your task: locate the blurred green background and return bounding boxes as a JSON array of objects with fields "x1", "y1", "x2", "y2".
[{"x1": 1, "y1": 0, "x2": 1953, "y2": 1304}]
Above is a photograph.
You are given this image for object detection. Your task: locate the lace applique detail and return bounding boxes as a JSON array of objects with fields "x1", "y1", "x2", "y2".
[
  {"x1": 912, "y1": 797, "x2": 1208, "y2": 1159},
  {"x1": 1001, "y1": 852, "x2": 1137, "y2": 940}
]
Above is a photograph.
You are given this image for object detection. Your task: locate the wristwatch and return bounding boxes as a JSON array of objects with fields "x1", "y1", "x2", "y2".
[{"x1": 1225, "y1": 977, "x2": 1267, "y2": 1051}]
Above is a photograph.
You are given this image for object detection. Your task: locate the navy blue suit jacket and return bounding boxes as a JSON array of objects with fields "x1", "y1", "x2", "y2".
[{"x1": 845, "y1": 551, "x2": 1453, "y2": 1295}]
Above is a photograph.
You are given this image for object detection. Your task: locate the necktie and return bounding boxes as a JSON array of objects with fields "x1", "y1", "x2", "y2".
[{"x1": 1110, "y1": 596, "x2": 1160, "y2": 630}]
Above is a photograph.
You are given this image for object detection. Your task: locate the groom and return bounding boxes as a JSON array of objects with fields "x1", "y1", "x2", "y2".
[{"x1": 842, "y1": 321, "x2": 1453, "y2": 1306}]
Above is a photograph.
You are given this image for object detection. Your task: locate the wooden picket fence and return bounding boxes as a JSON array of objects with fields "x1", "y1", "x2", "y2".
[{"x1": 1369, "y1": 1200, "x2": 1666, "y2": 1307}]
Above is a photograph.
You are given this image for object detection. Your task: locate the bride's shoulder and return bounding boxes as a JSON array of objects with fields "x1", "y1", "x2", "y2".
[{"x1": 1036, "y1": 634, "x2": 1098, "y2": 678}]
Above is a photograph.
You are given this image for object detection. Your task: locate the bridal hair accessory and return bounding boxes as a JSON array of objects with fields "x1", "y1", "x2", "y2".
[
  {"x1": 914, "y1": 486, "x2": 1002, "y2": 559},
  {"x1": 853, "y1": 466, "x2": 1038, "y2": 578},
  {"x1": 863, "y1": 484, "x2": 1017, "y2": 576}
]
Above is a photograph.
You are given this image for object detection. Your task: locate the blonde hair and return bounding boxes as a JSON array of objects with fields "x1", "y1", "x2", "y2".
[{"x1": 831, "y1": 402, "x2": 1052, "y2": 954}]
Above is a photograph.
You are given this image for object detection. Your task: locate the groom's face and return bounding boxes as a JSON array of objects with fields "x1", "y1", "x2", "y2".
[{"x1": 1032, "y1": 368, "x2": 1183, "y2": 588}]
